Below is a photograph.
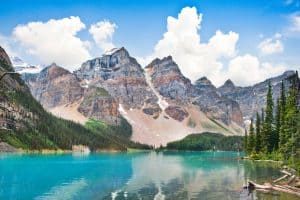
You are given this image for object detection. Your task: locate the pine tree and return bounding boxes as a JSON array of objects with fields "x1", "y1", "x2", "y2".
[
  {"x1": 243, "y1": 129, "x2": 248, "y2": 154},
  {"x1": 285, "y1": 78, "x2": 298, "y2": 157},
  {"x1": 263, "y1": 81, "x2": 274, "y2": 153},
  {"x1": 274, "y1": 98, "x2": 280, "y2": 150},
  {"x1": 255, "y1": 112, "x2": 261, "y2": 153},
  {"x1": 279, "y1": 81, "x2": 287, "y2": 151},
  {"x1": 248, "y1": 118, "x2": 255, "y2": 153}
]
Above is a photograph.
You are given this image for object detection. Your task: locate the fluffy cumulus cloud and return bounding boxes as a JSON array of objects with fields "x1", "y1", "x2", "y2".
[
  {"x1": 258, "y1": 34, "x2": 284, "y2": 55},
  {"x1": 13, "y1": 16, "x2": 91, "y2": 71},
  {"x1": 89, "y1": 20, "x2": 116, "y2": 52},
  {"x1": 139, "y1": 7, "x2": 287, "y2": 86},
  {"x1": 141, "y1": 7, "x2": 239, "y2": 86},
  {"x1": 227, "y1": 54, "x2": 286, "y2": 86}
]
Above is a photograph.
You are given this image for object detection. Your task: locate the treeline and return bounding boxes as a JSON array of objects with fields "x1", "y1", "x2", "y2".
[
  {"x1": 166, "y1": 132, "x2": 244, "y2": 151},
  {"x1": 244, "y1": 72, "x2": 300, "y2": 171}
]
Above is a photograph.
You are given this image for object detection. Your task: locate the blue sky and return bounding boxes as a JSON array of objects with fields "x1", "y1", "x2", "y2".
[{"x1": 0, "y1": 0, "x2": 299, "y2": 86}]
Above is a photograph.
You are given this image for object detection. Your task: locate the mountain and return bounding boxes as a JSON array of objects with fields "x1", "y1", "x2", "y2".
[
  {"x1": 23, "y1": 47, "x2": 244, "y2": 146},
  {"x1": 218, "y1": 70, "x2": 300, "y2": 122},
  {"x1": 0, "y1": 46, "x2": 146, "y2": 151},
  {"x1": 11, "y1": 56, "x2": 42, "y2": 74}
]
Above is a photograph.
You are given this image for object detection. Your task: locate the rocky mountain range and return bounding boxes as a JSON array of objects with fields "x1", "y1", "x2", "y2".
[
  {"x1": 19, "y1": 47, "x2": 299, "y2": 146},
  {"x1": 218, "y1": 71, "x2": 299, "y2": 123},
  {"x1": 0, "y1": 46, "x2": 149, "y2": 151}
]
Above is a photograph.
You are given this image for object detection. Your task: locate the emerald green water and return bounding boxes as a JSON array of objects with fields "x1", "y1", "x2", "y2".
[{"x1": 0, "y1": 151, "x2": 298, "y2": 200}]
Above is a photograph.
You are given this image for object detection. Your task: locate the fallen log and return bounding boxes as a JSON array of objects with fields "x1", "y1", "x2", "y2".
[
  {"x1": 282, "y1": 185, "x2": 300, "y2": 193},
  {"x1": 280, "y1": 170, "x2": 292, "y2": 176},
  {"x1": 273, "y1": 174, "x2": 288, "y2": 183},
  {"x1": 249, "y1": 180, "x2": 300, "y2": 197},
  {"x1": 273, "y1": 185, "x2": 300, "y2": 197}
]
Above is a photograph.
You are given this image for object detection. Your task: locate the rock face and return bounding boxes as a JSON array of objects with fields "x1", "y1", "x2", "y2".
[
  {"x1": 78, "y1": 86, "x2": 121, "y2": 125},
  {"x1": 145, "y1": 56, "x2": 244, "y2": 126},
  {"x1": 75, "y1": 47, "x2": 160, "y2": 113},
  {"x1": 193, "y1": 77, "x2": 244, "y2": 126},
  {"x1": 165, "y1": 106, "x2": 189, "y2": 122},
  {"x1": 145, "y1": 56, "x2": 193, "y2": 105},
  {"x1": 0, "y1": 46, "x2": 38, "y2": 131},
  {"x1": 218, "y1": 70, "x2": 300, "y2": 121},
  {"x1": 23, "y1": 63, "x2": 84, "y2": 108}
]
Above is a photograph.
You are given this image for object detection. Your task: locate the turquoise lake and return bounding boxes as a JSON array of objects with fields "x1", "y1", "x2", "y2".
[{"x1": 0, "y1": 151, "x2": 298, "y2": 200}]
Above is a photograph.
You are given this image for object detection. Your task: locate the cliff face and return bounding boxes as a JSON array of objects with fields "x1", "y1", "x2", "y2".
[
  {"x1": 78, "y1": 86, "x2": 121, "y2": 125},
  {"x1": 193, "y1": 77, "x2": 244, "y2": 126},
  {"x1": 145, "y1": 56, "x2": 193, "y2": 105},
  {"x1": 218, "y1": 70, "x2": 300, "y2": 122},
  {"x1": 23, "y1": 63, "x2": 84, "y2": 108},
  {"x1": 75, "y1": 48, "x2": 160, "y2": 116},
  {"x1": 145, "y1": 56, "x2": 244, "y2": 126},
  {"x1": 0, "y1": 47, "x2": 37, "y2": 131}
]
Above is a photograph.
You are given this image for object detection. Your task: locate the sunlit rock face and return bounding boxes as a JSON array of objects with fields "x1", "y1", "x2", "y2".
[
  {"x1": 75, "y1": 47, "x2": 160, "y2": 113},
  {"x1": 145, "y1": 56, "x2": 194, "y2": 105},
  {"x1": 23, "y1": 63, "x2": 84, "y2": 108},
  {"x1": 218, "y1": 70, "x2": 300, "y2": 122},
  {"x1": 78, "y1": 86, "x2": 121, "y2": 125}
]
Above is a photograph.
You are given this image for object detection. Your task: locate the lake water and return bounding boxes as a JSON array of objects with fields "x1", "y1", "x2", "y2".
[{"x1": 0, "y1": 151, "x2": 298, "y2": 200}]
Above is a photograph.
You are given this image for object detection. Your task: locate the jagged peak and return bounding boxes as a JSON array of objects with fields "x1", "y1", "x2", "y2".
[
  {"x1": 145, "y1": 55, "x2": 176, "y2": 69},
  {"x1": 195, "y1": 76, "x2": 212, "y2": 85},
  {"x1": 39, "y1": 63, "x2": 70, "y2": 79},
  {"x1": 224, "y1": 79, "x2": 235, "y2": 87},
  {"x1": 102, "y1": 47, "x2": 129, "y2": 57}
]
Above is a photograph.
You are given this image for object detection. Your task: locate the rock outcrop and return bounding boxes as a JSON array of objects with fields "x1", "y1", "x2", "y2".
[
  {"x1": 218, "y1": 70, "x2": 300, "y2": 122},
  {"x1": 193, "y1": 76, "x2": 244, "y2": 126},
  {"x1": 23, "y1": 63, "x2": 84, "y2": 108},
  {"x1": 145, "y1": 56, "x2": 193, "y2": 105},
  {"x1": 78, "y1": 86, "x2": 121, "y2": 125}
]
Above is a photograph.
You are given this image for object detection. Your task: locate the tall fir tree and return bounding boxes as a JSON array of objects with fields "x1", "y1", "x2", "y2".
[
  {"x1": 274, "y1": 98, "x2": 280, "y2": 150},
  {"x1": 279, "y1": 81, "x2": 287, "y2": 151},
  {"x1": 285, "y1": 78, "x2": 298, "y2": 157},
  {"x1": 263, "y1": 81, "x2": 274, "y2": 153},
  {"x1": 248, "y1": 118, "x2": 255, "y2": 153},
  {"x1": 255, "y1": 112, "x2": 261, "y2": 153},
  {"x1": 244, "y1": 129, "x2": 248, "y2": 154}
]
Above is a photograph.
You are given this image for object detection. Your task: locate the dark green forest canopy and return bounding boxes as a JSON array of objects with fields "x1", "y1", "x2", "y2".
[{"x1": 166, "y1": 132, "x2": 243, "y2": 151}]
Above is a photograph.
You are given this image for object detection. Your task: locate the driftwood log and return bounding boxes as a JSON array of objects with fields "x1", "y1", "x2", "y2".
[{"x1": 248, "y1": 170, "x2": 300, "y2": 197}]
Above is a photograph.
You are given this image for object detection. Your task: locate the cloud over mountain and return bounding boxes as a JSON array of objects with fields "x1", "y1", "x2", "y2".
[{"x1": 13, "y1": 16, "x2": 91, "y2": 71}]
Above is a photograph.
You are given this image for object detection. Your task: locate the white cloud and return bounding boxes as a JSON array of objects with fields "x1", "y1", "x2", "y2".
[
  {"x1": 289, "y1": 13, "x2": 300, "y2": 33},
  {"x1": 89, "y1": 20, "x2": 116, "y2": 52},
  {"x1": 139, "y1": 7, "x2": 239, "y2": 86},
  {"x1": 227, "y1": 54, "x2": 286, "y2": 86},
  {"x1": 12, "y1": 16, "x2": 91, "y2": 71},
  {"x1": 139, "y1": 6, "x2": 288, "y2": 86},
  {"x1": 258, "y1": 34, "x2": 284, "y2": 55}
]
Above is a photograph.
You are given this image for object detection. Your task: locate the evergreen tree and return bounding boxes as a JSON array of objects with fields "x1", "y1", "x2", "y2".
[
  {"x1": 285, "y1": 78, "x2": 298, "y2": 157},
  {"x1": 274, "y1": 98, "x2": 280, "y2": 150},
  {"x1": 248, "y1": 118, "x2": 255, "y2": 153},
  {"x1": 255, "y1": 112, "x2": 261, "y2": 152},
  {"x1": 263, "y1": 81, "x2": 274, "y2": 153},
  {"x1": 243, "y1": 129, "x2": 248, "y2": 154},
  {"x1": 279, "y1": 81, "x2": 287, "y2": 151}
]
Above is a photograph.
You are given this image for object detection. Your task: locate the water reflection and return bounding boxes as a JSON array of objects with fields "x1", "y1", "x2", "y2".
[{"x1": 0, "y1": 152, "x2": 298, "y2": 200}]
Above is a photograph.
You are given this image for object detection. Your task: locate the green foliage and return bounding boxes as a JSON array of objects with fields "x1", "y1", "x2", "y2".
[
  {"x1": 255, "y1": 113, "x2": 262, "y2": 152},
  {"x1": 166, "y1": 132, "x2": 244, "y2": 151},
  {"x1": 244, "y1": 73, "x2": 300, "y2": 172},
  {"x1": 85, "y1": 119, "x2": 152, "y2": 150},
  {"x1": 263, "y1": 81, "x2": 274, "y2": 153},
  {"x1": 247, "y1": 118, "x2": 255, "y2": 153}
]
